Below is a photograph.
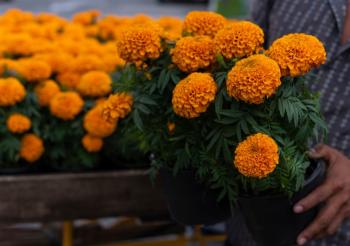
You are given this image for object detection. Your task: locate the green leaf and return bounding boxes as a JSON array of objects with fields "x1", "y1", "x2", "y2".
[
  {"x1": 132, "y1": 110, "x2": 143, "y2": 130},
  {"x1": 207, "y1": 129, "x2": 222, "y2": 151},
  {"x1": 170, "y1": 71, "x2": 180, "y2": 84},
  {"x1": 136, "y1": 104, "x2": 151, "y2": 114},
  {"x1": 215, "y1": 90, "x2": 224, "y2": 119}
]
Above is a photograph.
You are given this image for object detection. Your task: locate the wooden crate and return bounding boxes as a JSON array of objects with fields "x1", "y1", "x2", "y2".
[{"x1": 0, "y1": 170, "x2": 168, "y2": 223}]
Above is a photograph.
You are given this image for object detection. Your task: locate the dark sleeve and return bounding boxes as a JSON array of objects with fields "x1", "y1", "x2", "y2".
[{"x1": 249, "y1": 0, "x2": 274, "y2": 46}]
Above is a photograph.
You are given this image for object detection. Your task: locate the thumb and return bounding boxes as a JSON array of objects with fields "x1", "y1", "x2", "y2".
[{"x1": 308, "y1": 144, "x2": 332, "y2": 161}]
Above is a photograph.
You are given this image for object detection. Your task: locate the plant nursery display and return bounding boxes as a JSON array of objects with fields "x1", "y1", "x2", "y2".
[
  {"x1": 0, "y1": 7, "x2": 329, "y2": 246},
  {"x1": 111, "y1": 10, "x2": 328, "y2": 245},
  {"x1": 0, "y1": 9, "x2": 160, "y2": 171}
]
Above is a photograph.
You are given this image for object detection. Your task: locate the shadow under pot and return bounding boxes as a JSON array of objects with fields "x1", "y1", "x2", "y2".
[
  {"x1": 160, "y1": 168, "x2": 232, "y2": 225},
  {"x1": 238, "y1": 160, "x2": 326, "y2": 246}
]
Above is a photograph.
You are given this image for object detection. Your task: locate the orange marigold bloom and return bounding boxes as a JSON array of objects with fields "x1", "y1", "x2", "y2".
[
  {"x1": 71, "y1": 54, "x2": 104, "y2": 74},
  {"x1": 17, "y1": 59, "x2": 52, "y2": 82},
  {"x1": 102, "y1": 93, "x2": 133, "y2": 123},
  {"x1": 172, "y1": 73, "x2": 217, "y2": 119},
  {"x1": 82, "y1": 134, "x2": 103, "y2": 152},
  {"x1": 158, "y1": 16, "x2": 183, "y2": 41},
  {"x1": 117, "y1": 25, "x2": 161, "y2": 64},
  {"x1": 0, "y1": 78, "x2": 26, "y2": 106},
  {"x1": 267, "y1": 33, "x2": 326, "y2": 77},
  {"x1": 33, "y1": 52, "x2": 74, "y2": 73},
  {"x1": 102, "y1": 54, "x2": 125, "y2": 72},
  {"x1": 84, "y1": 105, "x2": 117, "y2": 138},
  {"x1": 57, "y1": 71, "x2": 81, "y2": 89},
  {"x1": 50, "y1": 91, "x2": 84, "y2": 120},
  {"x1": 0, "y1": 59, "x2": 20, "y2": 71},
  {"x1": 6, "y1": 113, "x2": 31, "y2": 134},
  {"x1": 20, "y1": 133, "x2": 44, "y2": 163},
  {"x1": 215, "y1": 21, "x2": 264, "y2": 59},
  {"x1": 34, "y1": 80, "x2": 60, "y2": 107},
  {"x1": 3, "y1": 34, "x2": 34, "y2": 56},
  {"x1": 77, "y1": 71, "x2": 112, "y2": 97},
  {"x1": 171, "y1": 36, "x2": 216, "y2": 72},
  {"x1": 73, "y1": 10, "x2": 100, "y2": 25},
  {"x1": 183, "y1": 11, "x2": 226, "y2": 38},
  {"x1": 234, "y1": 133, "x2": 279, "y2": 178},
  {"x1": 226, "y1": 54, "x2": 281, "y2": 104}
]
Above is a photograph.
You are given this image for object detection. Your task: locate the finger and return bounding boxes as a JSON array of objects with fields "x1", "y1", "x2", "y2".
[
  {"x1": 294, "y1": 183, "x2": 334, "y2": 213},
  {"x1": 297, "y1": 192, "x2": 348, "y2": 244},
  {"x1": 314, "y1": 229, "x2": 327, "y2": 240},
  {"x1": 326, "y1": 202, "x2": 350, "y2": 235},
  {"x1": 308, "y1": 144, "x2": 333, "y2": 161},
  {"x1": 326, "y1": 211, "x2": 344, "y2": 236}
]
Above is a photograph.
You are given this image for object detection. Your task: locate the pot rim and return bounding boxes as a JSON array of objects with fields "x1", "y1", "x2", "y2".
[{"x1": 239, "y1": 159, "x2": 326, "y2": 199}]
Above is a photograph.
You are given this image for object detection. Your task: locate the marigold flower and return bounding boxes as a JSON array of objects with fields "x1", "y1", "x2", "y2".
[
  {"x1": 226, "y1": 54, "x2": 281, "y2": 104},
  {"x1": 0, "y1": 78, "x2": 26, "y2": 106},
  {"x1": 20, "y1": 133, "x2": 44, "y2": 163},
  {"x1": 117, "y1": 25, "x2": 161, "y2": 64},
  {"x1": 71, "y1": 54, "x2": 104, "y2": 74},
  {"x1": 6, "y1": 113, "x2": 31, "y2": 134},
  {"x1": 57, "y1": 38, "x2": 82, "y2": 56},
  {"x1": 82, "y1": 134, "x2": 103, "y2": 152},
  {"x1": 57, "y1": 71, "x2": 81, "y2": 89},
  {"x1": 17, "y1": 59, "x2": 52, "y2": 82},
  {"x1": 33, "y1": 52, "x2": 74, "y2": 73},
  {"x1": 3, "y1": 34, "x2": 34, "y2": 56},
  {"x1": 158, "y1": 16, "x2": 183, "y2": 41},
  {"x1": 215, "y1": 21, "x2": 264, "y2": 59},
  {"x1": 50, "y1": 91, "x2": 84, "y2": 120},
  {"x1": 84, "y1": 105, "x2": 117, "y2": 138},
  {"x1": 0, "y1": 59, "x2": 20, "y2": 71},
  {"x1": 171, "y1": 36, "x2": 216, "y2": 72},
  {"x1": 172, "y1": 73, "x2": 217, "y2": 118},
  {"x1": 2, "y1": 9, "x2": 34, "y2": 24},
  {"x1": 35, "y1": 12, "x2": 67, "y2": 25},
  {"x1": 102, "y1": 54, "x2": 125, "y2": 72},
  {"x1": 34, "y1": 80, "x2": 60, "y2": 107},
  {"x1": 183, "y1": 11, "x2": 226, "y2": 38},
  {"x1": 102, "y1": 93, "x2": 133, "y2": 123},
  {"x1": 234, "y1": 133, "x2": 279, "y2": 178},
  {"x1": 77, "y1": 71, "x2": 112, "y2": 97},
  {"x1": 73, "y1": 10, "x2": 100, "y2": 25},
  {"x1": 267, "y1": 33, "x2": 326, "y2": 77}
]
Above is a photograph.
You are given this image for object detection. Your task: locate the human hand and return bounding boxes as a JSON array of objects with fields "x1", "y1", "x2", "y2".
[{"x1": 294, "y1": 144, "x2": 350, "y2": 245}]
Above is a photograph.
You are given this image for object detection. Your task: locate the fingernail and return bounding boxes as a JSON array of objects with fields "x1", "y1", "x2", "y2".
[
  {"x1": 294, "y1": 205, "x2": 304, "y2": 213},
  {"x1": 297, "y1": 237, "x2": 307, "y2": 245}
]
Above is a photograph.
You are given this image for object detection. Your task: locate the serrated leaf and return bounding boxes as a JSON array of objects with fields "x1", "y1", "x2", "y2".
[{"x1": 132, "y1": 110, "x2": 143, "y2": 130}]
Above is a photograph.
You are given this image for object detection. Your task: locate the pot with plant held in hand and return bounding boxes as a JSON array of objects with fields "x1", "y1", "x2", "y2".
[
  {"x1": 238, "y1": 160, "x2": 326, "y2": 246},
  {"x1": 160, "y1": 168, "x2": 232, "y2": 225}
]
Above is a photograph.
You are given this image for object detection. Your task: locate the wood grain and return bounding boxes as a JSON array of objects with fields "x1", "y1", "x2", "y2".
[{"x1": 0, "y1": 170, "x2": 168, "y2": 222}]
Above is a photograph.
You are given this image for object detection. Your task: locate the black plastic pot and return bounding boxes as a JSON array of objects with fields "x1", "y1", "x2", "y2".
[
  {"x1": 238, "y1": 160, "x2": 326, "y2": 246},
  {"x1": 160, "y1": 168, "x2": 232, "y2": 225}
]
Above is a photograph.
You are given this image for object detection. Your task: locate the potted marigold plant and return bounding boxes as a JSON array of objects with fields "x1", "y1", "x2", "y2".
[
  {"x1": 0, "y1": 9, "x2": 146, "y2": 172},
  {"x1": 112, "y1": 10, "x2": 329, "y2": 245}
]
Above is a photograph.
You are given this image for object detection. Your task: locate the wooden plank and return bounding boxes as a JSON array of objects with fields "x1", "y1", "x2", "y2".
[{"x1": 0, "y1": 170, "x2": 168, "y2": 222}]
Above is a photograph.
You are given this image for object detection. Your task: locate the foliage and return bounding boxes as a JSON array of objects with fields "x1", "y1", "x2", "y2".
[{"x1": 113, "y1": 16, "x2": 328, "y2": 205}]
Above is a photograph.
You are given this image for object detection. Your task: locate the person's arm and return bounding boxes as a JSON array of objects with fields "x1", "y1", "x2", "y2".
[
  {"x1": 294, "y1": 145, "x2": 350, "y2": 245},
  {"x1": 250, "y1": 0, "x2": 274, "y2": 47}
]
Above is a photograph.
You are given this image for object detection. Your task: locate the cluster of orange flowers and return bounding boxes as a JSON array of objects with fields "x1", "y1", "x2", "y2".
[
  {"x1": 0, "y1": 9, "x2": 156, "y2": 163},
  {"x1": 116, "y1": 10, "x2": 326, "y2": 179},
  {"x1": 0, "y1": 8, "x2": 327, "y2": 180}
]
